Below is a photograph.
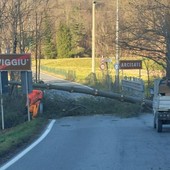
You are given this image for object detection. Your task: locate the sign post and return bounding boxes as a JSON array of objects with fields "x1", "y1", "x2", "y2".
[
  {"x1": 25, "y1": 71, "x2": 31, "y2": 121},
  {"x1": 0, "y1": 72, "x2": 4, "y2": 130},
  {"x1": 21, "y1": 71, "x2": 33, "y2": 122}
]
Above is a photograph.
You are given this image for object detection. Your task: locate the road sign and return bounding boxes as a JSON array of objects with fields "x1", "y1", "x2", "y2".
[
  {"x1": 114, "y1": 63, "x2": 119, "y2": 70},
  {"x1": 119, "y1": 60, "x2": 142, "y2": 69},
  {"x1": 105, "y1": 58, "x2": 112, "y2": 63},
  {"x1": 0, "y1": 54, "x2": 31, "y2": 71},
  {"x1": 100, "y1": 64, "x2": 105, "y2": 70}
]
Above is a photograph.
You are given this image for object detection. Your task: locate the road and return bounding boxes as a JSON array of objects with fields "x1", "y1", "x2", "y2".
[
  {"x1": 38, "y1": 72, "x2": 93, "y2": 98},
  {"x1": 39, "y1": 72, "x2": 92, "y2": 89},
  {"x1": 1, "y1": 73, "x2": 170, "y2": 170},
  {"x1": 1, "y1": 114, "x2": 170, "y2": 170}
]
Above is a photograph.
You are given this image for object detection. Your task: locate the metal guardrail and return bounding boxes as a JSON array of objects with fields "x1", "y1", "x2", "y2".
[{"x1": 121, "y1": 77, "x2": 145, "y2": 99}]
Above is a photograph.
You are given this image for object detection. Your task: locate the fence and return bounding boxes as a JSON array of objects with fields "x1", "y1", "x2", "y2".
[{"x1": 41, "y1": 66, "x2": 76, "y2": 81}]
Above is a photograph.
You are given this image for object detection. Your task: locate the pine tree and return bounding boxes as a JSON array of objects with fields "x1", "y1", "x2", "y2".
[
  {"x1": 42, "y1": 17, "x2": 57, "y2": 59},
  {"x1": 70, "y1": 21, "x2": 86, "y2": 57},
  {"x1": 68, "y1": 6, "x2": 87, "y2": 57},
  {"x1": 56, "y1": 23, "x2": 72, "y2": 58}
]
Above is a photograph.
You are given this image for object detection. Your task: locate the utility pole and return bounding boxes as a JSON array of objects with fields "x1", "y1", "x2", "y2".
[
  {"x1": 92, "y1": 1, "x2": 96, "y2": 73},
  {"x1": 35, "y1": 12, "x2": 38, "y2": 83},
  {"x1": 115, "y1": 0, "x2": 120, "y2": 90}
]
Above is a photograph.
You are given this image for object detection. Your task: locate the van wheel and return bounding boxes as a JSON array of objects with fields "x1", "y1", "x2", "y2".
[
  {"x1": 157, "y1": 119, "x2": 162, "y2": 132},
  {"x1": 153, "y1": 114, "x2": 156, "y2": 129}
]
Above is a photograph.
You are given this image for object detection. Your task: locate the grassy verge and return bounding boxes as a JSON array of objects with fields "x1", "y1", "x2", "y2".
[
  {"x1": 0, "y1": 118, "x2": 48, "y2": 164},
  {"x1": 34, "y1": 58, "x2": 164, "y2": 93},
  {"x1": 35, "y1": 58, "x2": 163, "y2": 84}
]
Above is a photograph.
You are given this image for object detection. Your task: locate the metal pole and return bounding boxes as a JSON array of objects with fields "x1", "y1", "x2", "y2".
[
  {"x1": 115, "y1": 0, "x2": 120, "y2": 89},
  {"x1": 35, "y1": 12, "x2": 38, "y2": 83},
  {"x1": 38, "y1": 41, "x2": 41, "y2": 82},
  {"x1": 92, "y1": 1, "x2": 96, "y2": 73},
  {"x1": 26, "y1": 71, "x2": 31, "y2": 121},
  {"x1": 0, "y1": 72, "x2": 4, "y2": 130}
]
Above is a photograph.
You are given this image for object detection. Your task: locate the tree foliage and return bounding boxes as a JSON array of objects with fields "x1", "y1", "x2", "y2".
[
  {"x1": 42, "y1": 16, "x2": 57, "y2": 59},
  {"x1": 56, "y1": 23, "x2": 72, "y2": 58},
  {"x1": 69, "y1": 20, "x2": 86, "y2": 57}
]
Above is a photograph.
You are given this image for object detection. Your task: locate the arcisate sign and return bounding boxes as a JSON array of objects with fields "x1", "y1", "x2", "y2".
[
  {"x1": 0, "y1": 54, "x2": 31, "y2": 71},
  {"x1": 119, "y1": 60, "x2": 142, "y2": 69}
]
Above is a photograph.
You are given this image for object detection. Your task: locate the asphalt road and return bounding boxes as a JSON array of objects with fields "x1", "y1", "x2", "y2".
[
  {"x1": 39, "y1": 72, "x2": 92, "y2": 89},
  {"x1": 1, "y1": 114, "x2": 170, "y2": 170}
]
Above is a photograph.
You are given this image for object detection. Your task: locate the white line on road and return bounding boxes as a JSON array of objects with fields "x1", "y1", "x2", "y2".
[{"x1": 0, "y1": 119, "x2": 56, "y2": 170}]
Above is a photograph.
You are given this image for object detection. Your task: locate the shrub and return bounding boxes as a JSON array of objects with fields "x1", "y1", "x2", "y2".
[{"x1": 0, "y1": 95, "x2": 27, "y2": 129}]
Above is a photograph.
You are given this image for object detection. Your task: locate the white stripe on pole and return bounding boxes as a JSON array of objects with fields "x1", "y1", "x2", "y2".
[
  {"x1": 92, "y1": 1, "x2": 96, "y2": 73},
  {"x1": 115, "y1": 0, "x2": 120, "y2": 88},
  {"x1": 25, "y1": 71, "x2": 31, "y2": 121},
  {"x1": 0, "y1": 72, "x2": 4, "y2": 130}
]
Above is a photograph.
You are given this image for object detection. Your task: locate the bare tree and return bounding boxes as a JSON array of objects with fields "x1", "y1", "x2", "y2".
[
  {"x1": 119, "y1": 0, "x2": 170, "y2": 78},
  {"x1": 96, "y1": 6, "x2": 115, "y2": 57},
  {"x1": 0, "y1": 0, "x2": 7, "y2": 53},
  {"x1": 0, "y1": 0, "x2": 52, "y2": 82}
]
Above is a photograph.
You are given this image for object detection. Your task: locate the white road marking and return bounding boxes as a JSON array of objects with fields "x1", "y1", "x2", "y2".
[{"x1": 0, "y1": 119, "x2": 56, "y2": 170}]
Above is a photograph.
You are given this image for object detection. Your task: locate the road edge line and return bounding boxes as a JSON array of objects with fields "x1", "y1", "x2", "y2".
[{"x1": 0, "y1": 119, "x2": 56, "y2": 170}]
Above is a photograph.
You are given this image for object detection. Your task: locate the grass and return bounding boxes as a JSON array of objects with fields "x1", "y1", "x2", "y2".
[
  {"x1": 34, "y1": 58, "x2": 164, "y2": 86},
  {"x1": 39, "y1": 58, "x2": 102, "y2": 83},
  {"x1": 0, "y1": 118, "x2": 48, "y2": 163}
]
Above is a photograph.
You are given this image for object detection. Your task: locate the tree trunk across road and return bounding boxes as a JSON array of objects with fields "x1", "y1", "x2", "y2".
[{"x1": 10, "y1": 72, "x2": 153, "y2": 107}]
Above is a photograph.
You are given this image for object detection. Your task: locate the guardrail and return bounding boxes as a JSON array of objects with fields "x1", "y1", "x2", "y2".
[{"x1": 121, "y1": 77, "x2": 145, "y2": 99}]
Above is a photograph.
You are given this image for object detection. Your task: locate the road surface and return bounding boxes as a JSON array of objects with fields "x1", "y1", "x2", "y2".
[
  {"x1": 39, "y1": 72, "x2": 92, "y2": 89},
  {"x1": 1, "y1": 114, "x2": 170, "y2": 170}
]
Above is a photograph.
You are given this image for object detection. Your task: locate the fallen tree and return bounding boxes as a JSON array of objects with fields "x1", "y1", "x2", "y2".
[{"x1": 9, "y1": 81, "x2": 153, "y2": 108}]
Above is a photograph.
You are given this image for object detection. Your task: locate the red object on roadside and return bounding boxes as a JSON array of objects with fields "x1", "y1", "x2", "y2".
[
  {"x1": 28, "y1": 90, "x2": 43, "y2": 117},
  {"x1": 28, "y1": 90, "x2": 43, "y2": 105}
]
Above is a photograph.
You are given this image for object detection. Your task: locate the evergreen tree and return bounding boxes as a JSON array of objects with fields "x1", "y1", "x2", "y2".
[
  {"x1": 42, "y1": 17, "x2": 57, "y2": 59},
  {"x1": 56, "y1": 23, "x2": 72, "y2": 58},
  {"x1": 67, "y1": 6, "x2": 87, "y2": 57},
  {"x1": 70, "y1": 21, "x2": 86, "y2": 57}
]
